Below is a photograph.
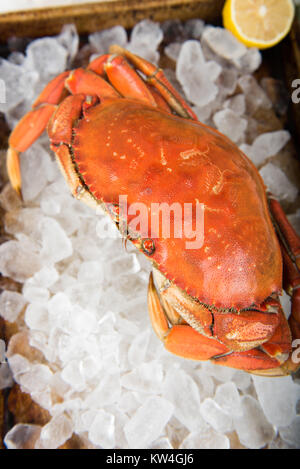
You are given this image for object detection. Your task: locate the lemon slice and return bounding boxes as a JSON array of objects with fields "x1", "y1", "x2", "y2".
[{"x1": 223, "y1": 0, "x2": 295, "y2": 49}]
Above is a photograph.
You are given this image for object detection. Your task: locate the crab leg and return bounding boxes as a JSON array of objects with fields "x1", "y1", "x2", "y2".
[
  {"x1": 87, "y1": 54, "x2": 110, "y2": 76},
  {"x1": 148, "y1": 273, "x2": 281, "y2": 371},
  {"x1": 65, "y1": 68, "x2": 120, "y2": 100},
  {"x1": 33, "y1": 71, "x2": 70, "y2": 108},
  {"x1": 161, "y1": 281, "x2": 280, "y2": 350},
  {"x1": 6, "y1": 64, "x2": 124, "y2": 197},
  {"x1": 104, "y1": 55, "x2": 157, "y2": 106},
  {"x1": 7, "y1": 104, "x2": 57, "y2": 197},
  {"x1": 268, "y1": 196, "x2": 300, "y2": 372},
  {"x1": 109, "y1": 44, "x2": 197, "y2": 120},
  {"x1": 6, "y1": 71, "x2": 72, "y2": 196},
  {"x1": 148, "y1": 272, "x2": 228, "y2": 357}
]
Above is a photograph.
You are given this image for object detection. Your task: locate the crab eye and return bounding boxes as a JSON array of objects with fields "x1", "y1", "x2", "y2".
[{"x1": 142, "y1": 238, "x2": 155, "y2": 255}]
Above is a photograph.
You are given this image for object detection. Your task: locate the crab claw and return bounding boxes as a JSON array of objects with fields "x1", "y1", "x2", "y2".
[
  {"x1": 147, "y1": 272, "x2": 289, "y2": 373},
  {"x1": 6, "y1": 147, "x2": 22, "y2": 199},
  {"x1": 7, "y1": 104, "x2": 57, "y2": 198}
]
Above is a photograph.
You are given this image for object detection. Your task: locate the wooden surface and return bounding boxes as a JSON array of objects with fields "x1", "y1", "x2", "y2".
[{"x1": 0, "y1": 0, "x2": 224, "y2": 42}]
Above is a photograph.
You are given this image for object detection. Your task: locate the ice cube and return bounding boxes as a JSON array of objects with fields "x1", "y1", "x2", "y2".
[
  {"x1": 0, "y1": 240, "x2": 42, "y2": 282},
  {"x1": 255, "y1": 129, "x2": 291, "y2": 155},
  {"x1": 18, "y1": 363, "x2": 53, "y2": 393},
  {"x1": 89, "y1": 25, "x2": 127, "y2": 54},
  {"x1": 223, "y1": 94, "x2": 246, "y2": 116},
  {"x1": 128, "y1": 329, "x2": 151, "y2": 367},
  {"x1": 180, "y1": 429, "x2": 230, "y2": 449},
  {"x1": 57, "y1": 24, "x2": 79, "y2": 66},
  {"x1": 259, "y1": 163, "x2": 298, "y2": 203},
  {"x1": 84, "y1": 373, "x2": 121, "y2": 408},
  {"x1": 163, "y1": 368, "x2": 203, "y2": 432},
  {"x1": 74, "y1": 409, "x2": 98, "y2": 434},
  {"x1": 118, "y1": 391, "x2": 141, "y2": 416},
  {"x1": 121, "y1": 361, "x2": 164, "y2": 394},
  {"x1": 164, "y1": 43, "x2": 182, "y2": 62},
  {"x1": 192, "y1": 104, "x2": 213, "y2": 124},
  {"x1": 78, "y1": 355, "x2": 101, "y2": 381},
  {"x1": 240, "y1": 130, "x2": 290, "y2": 167},
  {"x1": 20, "y1": 143, "x2": 53, "y2": 202},
  {"x1": 127, "y1": 43, "x2": 159, "y2": 65},
  {"x1": 233, "y1": 48, "x2": 262, "y2": 73},
  {"x1": 0, "y1": 290, "x2": 27, "y2": 323},
  {"x1": 28, "y1": 331, "x2": 49, "y2": 358},
  {"x1": 51, "y1": 397, "x2": 83, "y2": 416},
  {"x1": 39, "y1": 414, "x2": 73, "y2": 449},
  {"x1": 39, "y1": 217, "x2": 73, "y2": 264},
  {"x1": 202, "y1": 26, "x2": 247, "y2": 61},
  {"x1": 279, "y1": 416, "x2": 300, "y2": 448},
  {"x1": 8, "y1": 51, "x2": 25, "y2": 66},
  {"x1": 201, "y1": 361, "x2": 236, "y2": 382},
  {"x1": 88, "y1": 410, "x2": 115, "y2": 449},
  {"x1": 26, "y1": 37, "x2": 68, "y2": 80},
  {"x1": 50, "y1": 331, "x2": 76, "y2": 364},
  {"x1": 39, "y1": 181, "x2": 66, "y2": 216},
  {"x1": 72, "y1": 306, "x2": 99, "y2": 335},
  {"x1": 213, "y1": 109, "x2": 247, "y2": 143},
  {"x1": 200, "y1": 398, "x2": 233, "y2": 433},
  {"x1": 77, "y1": 260, "x2": 104, "y2": 283},
  {"x1": 252, "y1": 375, "x2": 300, "y2": 427},
  {"x1": 232, "y1": 370, "x2": 252, "y2": 391},
  {"x1": 130, "y1": 20, "x2": 163, "y2": 51},
  {"x1": 61, "y1": 360, "x2": 86, "y2": 391},
  {"x1": 6, "y1": 354, "x2": 31, "y2": 379},
  {"x1": 4, "y1": 424, "x2": 41, "y2": 450},
  {"x1": 238, "y1": 75, "x2": 272, "y2": 113},
  {"x1": 32, "y1": 266, "x2": 59, "y2": 288},
  {"x1": 127, "y1": 20, "x2": 163, "y2": 64},
  {"x1": 176, "y1": 40, "x2": 221, "y2": 107},
  {"x1": 65, "y1": 282, "x2": 102, "y2": 312},
  {"x1": 23, "y1": 284, "x2": 50, "y2": 304},
  {"x1": 192, "y1": 369, "x2": 215, "y2": 398},
  {"x1": 217, "y1": 67, "x2": 238, "y2": 96},
  {"x1": 0, "y1": 59, "x2": 37, "y2": 113},
  {"x1": 124, "y1": 396, "x2": 174, "y2": 449},
  {"x1": 234, "y1": 395, "x2": 275, "y2": 449},
  {"x1": 47, "y1": 292, "x2": 72, "y2": 323},
  {"x1": 280, "y1": 290, "x2": 291, "y2": 319},
  {"x1": 214, "y1": 382, "x2": 242, "y2": 418},
  {"x1": 25, "y1": 304, "x2": 49, "y2": 332}
]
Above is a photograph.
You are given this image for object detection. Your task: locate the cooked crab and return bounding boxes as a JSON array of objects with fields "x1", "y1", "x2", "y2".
[{"x1": 6, "y1": 45, "x2": 300, "y2": 376}]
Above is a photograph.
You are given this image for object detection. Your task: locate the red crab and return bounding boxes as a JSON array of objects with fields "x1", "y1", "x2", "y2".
[{"x1": 6, "y1": 45, "x2": 300, "y2": 376}]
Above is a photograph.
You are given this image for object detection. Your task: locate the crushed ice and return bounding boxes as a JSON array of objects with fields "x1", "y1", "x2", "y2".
[{"x1": 0, "y1": 21, "x2": 299, "y2": 450}]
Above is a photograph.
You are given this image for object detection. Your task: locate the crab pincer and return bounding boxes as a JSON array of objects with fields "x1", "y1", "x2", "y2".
[{"x1": 6, "y1": 45, "x2": 300, "y2": 376}]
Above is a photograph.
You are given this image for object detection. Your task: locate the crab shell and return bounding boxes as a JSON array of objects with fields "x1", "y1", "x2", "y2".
[
  {"x1": 72, "y1": 97, "x2": 282, "y2": 310},
  {"x1": 6, "y1": 46, "x2": 300, "y2": 375}
]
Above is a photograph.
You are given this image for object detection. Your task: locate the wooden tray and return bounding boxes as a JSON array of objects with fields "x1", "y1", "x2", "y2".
[
  {"x1": 0, "y1": 0, "x2": 299, "y2": 450},
  {"x1": 0, "y1": 0, "x2": 225, "y2": 42}
]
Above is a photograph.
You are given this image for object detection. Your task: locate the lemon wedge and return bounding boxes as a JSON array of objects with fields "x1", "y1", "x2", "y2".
[{"x1": 223, "y1": 0, "x2": 295, "y2": 49}]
